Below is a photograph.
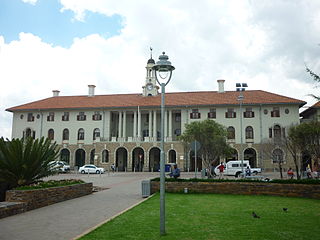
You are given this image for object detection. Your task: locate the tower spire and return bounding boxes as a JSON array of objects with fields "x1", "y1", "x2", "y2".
[{"x1": 150, "y1": 47, "x2": 153, "y2": 59}]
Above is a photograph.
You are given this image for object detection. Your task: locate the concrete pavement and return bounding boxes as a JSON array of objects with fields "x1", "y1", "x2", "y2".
[{"x1": 0, "y1": 172, "x2": 158, "y2": 240}]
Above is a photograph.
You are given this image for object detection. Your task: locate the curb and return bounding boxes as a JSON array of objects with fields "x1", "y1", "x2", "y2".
[{"x1": 72, "y1": 194, "x2": 155, "y2": 240}]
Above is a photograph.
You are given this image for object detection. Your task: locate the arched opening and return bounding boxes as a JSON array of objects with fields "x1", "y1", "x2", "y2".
[
  {"x1": 272, "y1": 148, "x2": 284, "y2": 164},
  {"x1": 149, "y1": 147, "x2": 160, "y2": 172},
  {"x1": 62, "y1": 128, "x2": 69, "y2": 141},
  {"x1": 48, "y1": 129, "x2": 54, "y2": 140},
  {"x1": 189, "y1": 150, "x2": 202, "y2": 171},
  {"x1": 132, "y1": 147, "x2": 144, "y2": 172},
  {"x1": 75, "y1": 149, "x2": 85, "y2": 167},
  {"x1": 25, "y1": 128, "x2": 32, "y2": 138},
  {"x1": 244, "y1": 148, "x2": 257, "y2": 167},
  {"x1": 60, "y1": 149, "x2": 70, "y2": 164},
  {"x1": 227, "y1": 126, "x2": 235, "y2": 140},
  {"x1": 245, "y1": 126, "x2": 254, "y2": 139},
  {"x1": 93, "y1": 128, "x2": 100, "y2": 140},
  {"x1": 168, "y1": 149, "x2": 176, "y2": 163},
  {"x1": 116, "y1": 147, "x2": 128, "y2": 171},
  {"x1": 90, "y1": 149, "x2": 95, "y2": 164},
  {"x1": 102, "y1": 150, "x2": 109, "y2": 163},
  {"x1": 226, "y1": 148, "x2": 238, "y2": 162},
  {"x1": 78, "y1": 128, "x2": 85, "y2": 140}
]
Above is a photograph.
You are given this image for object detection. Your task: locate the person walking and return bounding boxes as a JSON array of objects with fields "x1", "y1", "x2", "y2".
[{"x1": 217, "y1": 163, "x2": 225, "y2": 179}]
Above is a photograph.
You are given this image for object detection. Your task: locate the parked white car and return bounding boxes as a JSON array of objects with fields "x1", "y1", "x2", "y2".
[
  {"x1": 214, "y1": 160, "x2": 261, "y2": 177},
  {"x1": 79, "y1": 164, "x2": 105, "y2": 174},
  {"x1": 49, "y1": 161, "x2": 70, "y2": 173}
]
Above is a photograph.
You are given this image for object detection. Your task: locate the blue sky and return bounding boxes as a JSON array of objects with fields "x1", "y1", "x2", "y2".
[{"x1": 0, "y1": 0, "x2": 122, "y2": 47}]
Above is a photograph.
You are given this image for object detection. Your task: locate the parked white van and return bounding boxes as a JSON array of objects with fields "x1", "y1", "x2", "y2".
[{"x1": 214, "y1": 160, "x2": 261, "y2": 177}]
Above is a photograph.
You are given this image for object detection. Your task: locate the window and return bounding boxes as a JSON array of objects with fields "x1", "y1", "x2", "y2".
[
  {"x1": 174, "y1": 129, "x2": 181, "y2": 136},
  {"x1": 27, "y1": 113, "x2": 34, "y2": 122},
  {"x1": 48, "y1": 129, "x2": 54, "y2": 140},
  {"x1": 269, "y1": 125, "x2": 285, "y2": 139},
  {"x1": 175, "y1": 113, "x2": 181, "y2": 122},
  {"x1": 62, "y1": 112, "x2": 69, "y2": 121},
  {"x1": 78, "y1": 128, "x2": 85, "y2": 140},
  {"x1": 190, "y1": 109, "x2": 201, "y2": 119},
  {"x1": 102, "y1": 150, "x2": 109, "y2": 163},
  {"x1": 245, "y1": 126, "x2": 254, "y2": 139},
  {"x1": 77, "y1": 112, "x2": 86, "y2": 121},
  {"x1": 227, "y1": 126, "x2": 235, "y2": 140},
  {"x1": 244, "y1": 108, "x2": 255, "y2": 118},
  {"x1": 272, "y1": 149, "x2": 284, "y2": 163},
  {"x1": 93, "y1": 128, "x2": 100, "y2": 140},
  {"x1": 208, "y1": 108, "x2": 216, "y2": 119},
  {"x1": 24, "y1": 128, "x2": 35, "y2": 139},
  {"x1": 225, "y1": 108, "x2": 236, "y2": 118},
  {"x1": 62, "y1": 129, "x2": 69, "y2": 141},
  {"x1": 47, "y1": 112, "x2": 55, "y2": 121},
  {"x1": 92, "y1": 111, "x2": 102, "y2": 121},
  {"x1": 271, "y1": 107, "x2": 280, "y2": 117}
]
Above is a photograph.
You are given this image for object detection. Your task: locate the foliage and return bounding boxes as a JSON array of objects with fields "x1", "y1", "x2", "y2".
[
  {"x1": 0, "y1": 137, "x2": 59, "y2": 189},
  {"x1": 151, "y1": 177, "x2": 320, "y2": 185},
  {"x1": 306, "y1": 67, "x2": 320, "y2": 100},
  {"x1": 80, "y1": 193, "x2": 320, "y2": 240},
  {"x1": 14, "y1": 179, "x2": 84, "y2": 190},
  {"x1": 179, "y1": 119, "x2": 232, "y2": 177}
]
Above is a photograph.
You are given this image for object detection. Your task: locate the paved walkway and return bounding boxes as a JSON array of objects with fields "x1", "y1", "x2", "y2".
[{"x1": 0, "y1": 172, "x2": 159, "y2": 240}]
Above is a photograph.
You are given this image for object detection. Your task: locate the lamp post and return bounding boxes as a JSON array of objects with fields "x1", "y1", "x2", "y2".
[
  {"x1": 153, "y1": 52, "x2": 175, "y2": 235},
  {"x1": 236, "y1": 83, "x2": 248, "y2": 177}
]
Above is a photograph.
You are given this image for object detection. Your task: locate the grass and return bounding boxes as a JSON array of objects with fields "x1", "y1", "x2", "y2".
[
  {"x1": 14, "y1": 179, "x2": 85, "y2": 190},
  {"x1": 80, "y1": 193, "x2": 320, "y2": 240}
]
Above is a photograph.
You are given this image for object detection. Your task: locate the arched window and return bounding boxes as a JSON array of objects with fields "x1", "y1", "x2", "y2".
[
  {"x1": 102, "y1": 150, "x2": 109, "y2": 163},
  {"x1": 272, "y1": 148, "x2": 284, "y2": 163},
  {"x1": 93, "y1": 128, "x2": 100, "y2": 140},
  {"x1": 62, "y1": 128, "x2": 69, "y2": 141},
  {"x1": 245, "y1": 126, "x2": 254, "y2": 139},
  {"x1": 48, "y1": 129, "x2": 54, "y2": 140},
  {"x1": 274, "y1": 125, "x2": 281, "y2": 138},
  {"x1": 78, "y1": 128, "x2": 85, "y2": 140},
  {"x1": 227, "y1": 127, "x2": 235, "y2": 140}
]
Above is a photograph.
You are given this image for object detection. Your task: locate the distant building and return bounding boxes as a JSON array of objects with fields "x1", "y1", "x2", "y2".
[
  {"x1": 300, "y1": 102, "x2": 320, "y2": 122},
  {"x1": 6, "y1": 56, "x2": 306, "y2": 171}
]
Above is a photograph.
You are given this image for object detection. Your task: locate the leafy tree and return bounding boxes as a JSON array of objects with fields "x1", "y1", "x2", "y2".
[
  {"x1": 306, "y1": 67, "x2": 320, "y2": 100},
  {"x1": 179, "y1": 119, "x2": 232, "y2": 177},
  {"x1": 0, "y1": 137, "x2": 59, "y2": 189}
]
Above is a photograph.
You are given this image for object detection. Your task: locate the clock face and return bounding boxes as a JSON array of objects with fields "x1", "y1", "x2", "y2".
[{"x1": 147, "y1": 84, "x2": 153, "y2": 90}]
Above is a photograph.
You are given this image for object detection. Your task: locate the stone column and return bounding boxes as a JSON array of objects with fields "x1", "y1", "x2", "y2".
[
  {"x1": 123, "y1": 111, "x2": 127, "y2": 140},
  {"x1": 118, "y1": 111, "x2": 122, "y2": 140},
  {"x1": 148, "y1": 110, "x2": 152, "y2": 140},
  {"x1": 168, "y1": 110, "x2": 172, "y2": 141},
  {"x1": 138, "y1": 109, "x2": 141, "y2": 140},
  {"x1": 133, "y1": 111, "x2": 137, "y2": 139},
  {"x1": 153, "y1": 110, "x2": 157, "y2": 140}
]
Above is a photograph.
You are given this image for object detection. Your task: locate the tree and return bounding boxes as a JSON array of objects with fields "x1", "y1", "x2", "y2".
[
  {"x1": 0, "y1": 137, "x2": 59, "y2": 189},
  {"x1": 306, "y1": 67, "x2": 320, "y2": 100},
  {"x1": 179, "y1": 119, "x2": 232, "y2": 177}
]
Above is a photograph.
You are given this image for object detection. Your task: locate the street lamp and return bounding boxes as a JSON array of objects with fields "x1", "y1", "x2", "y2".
[
  {"x1": 236, "y1": 83, "x2": 248, "y2": 177},
  {"x1": 153, "y1": 52, "x2": 175, "y2": 235}
]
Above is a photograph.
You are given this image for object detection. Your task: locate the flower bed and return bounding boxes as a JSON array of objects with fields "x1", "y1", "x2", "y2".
[
  {"x1": 0, "y1": 181, "x2": 92, "y2": 219},
  {"x1": 150, "y1": 178, "x2": 320, "y2": 199}
]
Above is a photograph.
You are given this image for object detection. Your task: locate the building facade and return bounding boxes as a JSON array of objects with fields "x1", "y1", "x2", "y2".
[{"x1": 6, "y1": 56, "x2": 306, "y2": 172}]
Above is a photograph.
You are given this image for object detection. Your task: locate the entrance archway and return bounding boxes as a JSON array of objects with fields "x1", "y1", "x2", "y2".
[
  {"x1": 189, "y1": 150, "x2": 202, "y2": 171},
  {"x1": 226, "y1": 148, "x2": 238, "y2": 162},
  {"x1": 244, "y1": 148, "x2": 257, "y2": 167},
  {"x1": 116, "y1": 147, "x2": 128, "y2": 171},
  {"x1": 168, "y1": 149, "x2": 176, "y2": 163},
  {"x1": 60, "y1": 148, "x2": 70, "y2": 164},
  {"x1": 132, "y1": 147, "x2": 144, "y2": 172},
  {"x1": 90, "y1": 149, "x2": 95, "y2": 164},
  {"x1": 75, "y1": 149, "x2": 85, "y2": 167},
  {"x1": 149, "y1": 147, "x2": 160, "y2": 172}
]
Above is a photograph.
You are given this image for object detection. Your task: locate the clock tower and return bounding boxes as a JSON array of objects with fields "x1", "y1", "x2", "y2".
[{"x1": 142, "y1": 48, "x2": 159, "y2": 96}]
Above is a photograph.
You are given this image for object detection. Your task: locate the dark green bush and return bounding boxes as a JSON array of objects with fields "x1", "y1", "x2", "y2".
[{"x1": 14, "y1": 179, "x2": 85, "y2": 190}]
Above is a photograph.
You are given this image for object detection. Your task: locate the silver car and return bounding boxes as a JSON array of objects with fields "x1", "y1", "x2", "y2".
[{"x1": 78, "y1": 164, "x2": 105, "y2": 174}]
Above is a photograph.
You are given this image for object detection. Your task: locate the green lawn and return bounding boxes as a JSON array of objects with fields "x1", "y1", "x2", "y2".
[{"x1": 80, "y1": 193, "x2": 320, "y2": 240}]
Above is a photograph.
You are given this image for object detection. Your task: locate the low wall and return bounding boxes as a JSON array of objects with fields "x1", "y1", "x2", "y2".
[
  {"x1": 150, "y1": 181, "x2": 320, "y2": 199},
  {"x1": 5, "y1": 183, "x2": 93, "y2": 211}
]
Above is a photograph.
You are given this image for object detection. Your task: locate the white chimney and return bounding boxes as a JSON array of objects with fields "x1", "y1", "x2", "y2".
[
  {"x1": 52, "y1": 90, "x2": 60, "y2": 97},
  {"x1": 88, "y1": 85, "x2": 96, "y2": 97},
  {"x1": 217, "y1": 79, "x2": 225, "y2": 93}
]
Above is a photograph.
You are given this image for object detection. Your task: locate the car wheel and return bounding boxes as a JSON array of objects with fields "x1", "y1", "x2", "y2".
[
  {"x1": 81, "y1": 170, "x2": 85, "y2": 174},
  {"x1": 235, "y1": 172, "x2": 241, "y2": 178},
  {"x1": 253, "y1": 171, "x2": 258, "y2": 175},
  {"x1": 96, "y1": 170, "x2": 100, "y2": 174}
]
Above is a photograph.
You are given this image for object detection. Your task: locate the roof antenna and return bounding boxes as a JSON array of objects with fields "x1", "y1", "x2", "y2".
[{"x1": 150, "y1": 47, "x2": 153, "y2": 59}]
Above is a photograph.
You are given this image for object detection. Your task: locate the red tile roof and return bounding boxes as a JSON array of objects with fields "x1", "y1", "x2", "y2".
[{"x1": 6, "y1": 90, "x2": 306, "y2": 112}]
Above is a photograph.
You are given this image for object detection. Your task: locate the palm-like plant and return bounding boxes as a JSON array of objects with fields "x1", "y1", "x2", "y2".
[{"x1": 0, "y1": 137, "x2": 59, "y2": 189}]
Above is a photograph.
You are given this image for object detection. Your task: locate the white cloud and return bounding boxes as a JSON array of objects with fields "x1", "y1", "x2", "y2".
[
  {"x1": 21, "y1": 0, "x2": 38, "y2": 5},
  {"x1": 1, "y1": 0, "x2": 320, "y2": 138}
]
